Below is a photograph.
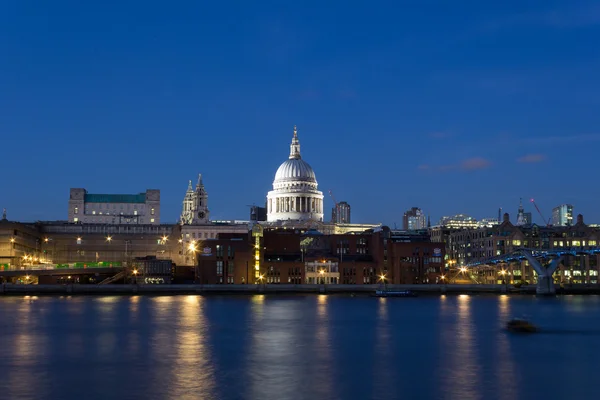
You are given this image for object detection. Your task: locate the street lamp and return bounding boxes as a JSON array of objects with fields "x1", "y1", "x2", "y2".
[
  {"x1": 132, "y1": 268, "x2": 138, "y2": 284},
  {"x1": 106, "y1": 236, "x2": 112, "y2": 243},
  {"x1": 379, "y1": 273, "x2": 387, "y2": 291},
  {"x1": 319, "y1": 269, "x2": 325, "y2": 285},
  {"x1": 9, "y1": 237, "x2": 14, "y2": 265}
]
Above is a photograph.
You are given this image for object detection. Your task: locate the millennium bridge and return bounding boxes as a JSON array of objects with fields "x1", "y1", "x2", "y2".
[{"x1": 464, "y1": 248, "x2": 600, "y2": 295}]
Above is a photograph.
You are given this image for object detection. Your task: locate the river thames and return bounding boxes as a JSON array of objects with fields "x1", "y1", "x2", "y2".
[{"x1": 1, "y1": 294, "x2": 599, "y2": 400}]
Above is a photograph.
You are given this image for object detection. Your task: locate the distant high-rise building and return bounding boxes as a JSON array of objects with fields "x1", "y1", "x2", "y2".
[
  {"x1": 403, "y1": 207, "x2": 427, "y2": 230},
  {"x1": 552, "y1": 204, "x2": 574, "y2": 226},
  {"x1": 250, "y1": 205, "x2": 267, "y2": 222},
  {"x1": 438, "y1": 214, "x2": 478, "y2": 229},
  {"x1": 332, "y1": 201, "x2": 351, "y2": 224}
]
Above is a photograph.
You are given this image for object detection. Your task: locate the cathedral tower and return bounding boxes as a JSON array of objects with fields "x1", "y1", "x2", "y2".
[{"x1": 180, "y1": 174, "x2": 210, "y2": 225}]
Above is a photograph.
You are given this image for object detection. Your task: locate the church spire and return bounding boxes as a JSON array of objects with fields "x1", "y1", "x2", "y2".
[
  {"x1": 187, "y1": 180, "x2": 193, "y2": 192},
  {"x1": 289, "y1": 125, "x2": 301, "y2": 159},
  {"x1": 196, "y1": 173, "x2": 203, "y2": 188}
]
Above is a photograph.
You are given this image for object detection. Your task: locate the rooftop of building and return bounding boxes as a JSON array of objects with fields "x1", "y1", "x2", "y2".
[{"x1": 84, "y1": 193, "x2": 147, "y2": 204}]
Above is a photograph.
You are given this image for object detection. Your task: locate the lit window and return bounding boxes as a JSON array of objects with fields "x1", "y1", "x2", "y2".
[
  {"x1": 77, "y1": 238, "x2": 82, "y2": 244},
  {"x1": 151, "y1": 208, "x2": 155, "y2": 215},
  {"x1": 74, "y1": 218, "x2": 78, "y2": 222},
  {"x1": 134, "y1": 210, "x2": 138, "y2": 215},
  {"x1": 150, "y1": 218, "x2": 155, "y2": 223},
  {"x1": 512, "y1": 240, "x2": 521, "y2": 246},
  {"x1": 74, "y1": 207, "x2": 78, "y2": 214},
  {"x1": 590, "y1": 241, "x2": 597, "y2": 246},
  {"x1": 92, "y1": 211, "x2": 96, "y2": 215},
  {"x1": 572, "y1": 241, "x2": 581, "y2": 247}
]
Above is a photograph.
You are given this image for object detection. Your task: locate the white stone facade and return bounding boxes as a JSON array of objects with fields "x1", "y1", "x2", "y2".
[
  {"x1": 180, "y1": 174, "x2": 210, "y2": 225},
  {"x1": 266, "y1": 126, "x2": 324, "y2": 222}
]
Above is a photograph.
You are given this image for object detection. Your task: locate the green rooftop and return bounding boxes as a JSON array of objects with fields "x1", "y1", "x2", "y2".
[{"x1": 84, "y1": 193, "x2": 146, "y2": 204}]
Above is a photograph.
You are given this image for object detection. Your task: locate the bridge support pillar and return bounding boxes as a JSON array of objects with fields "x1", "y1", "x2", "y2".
[
  {"x1": 521, "y1": 252, "x2": 562, "y2": 296},
  {"x1": 536, "y1": 275, "x2": 555, "y2": 296}
]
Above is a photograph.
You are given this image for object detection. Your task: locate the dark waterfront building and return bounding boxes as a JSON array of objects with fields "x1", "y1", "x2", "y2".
[
  {"x1": 132, "y1": 256, "x2": 173, "y2": 284},
  {"x1": 191, "y1": 226, "x2": 445, "y2": 285}
]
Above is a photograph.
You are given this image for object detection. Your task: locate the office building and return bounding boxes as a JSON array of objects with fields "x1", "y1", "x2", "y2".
[{"x1": 68, "y1": 188, "x2": 160, "y2": 225}]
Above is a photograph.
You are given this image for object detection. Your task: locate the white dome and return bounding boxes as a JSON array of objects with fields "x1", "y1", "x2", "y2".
[
  {"x1": 274, "y1": 159, "x2": 317, "y2": 184},
  {"x1": 266, "y1": 126, "x2": 324, "y2": 223}
]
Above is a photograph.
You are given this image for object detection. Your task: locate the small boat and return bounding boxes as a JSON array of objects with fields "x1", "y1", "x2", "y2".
[
  {"x1": 506, "y1": 318, "x2": 538, "y2": 333},
  {"x1": 372, "y1": 290, "x2": 417, "y2": 298}
]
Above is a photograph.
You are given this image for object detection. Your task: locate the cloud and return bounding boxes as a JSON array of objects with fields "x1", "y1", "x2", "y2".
[
  {"x1": 418, "y1": 157, "x2": 492, "y2": 172},
  {"x1": 460, "y1": 157, "x2": 492, "y2": 171},
  {"x1": 517, "y1": 154, "x2": 546, "y2": 163}
]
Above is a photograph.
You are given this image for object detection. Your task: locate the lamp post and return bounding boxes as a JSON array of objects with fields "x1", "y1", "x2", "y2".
[
  {"x1": 188, "y1": 241, "x2": 197, "y2": 282},
  {"x1": 379, "y1": 273, "x2": 387, "y2": 291},
  {"x1": 9, "y1": 237, "x2": 14, "y2": 267},
  {"x1": 319, "y1": 269, "x2": 325, "y2": 285}
]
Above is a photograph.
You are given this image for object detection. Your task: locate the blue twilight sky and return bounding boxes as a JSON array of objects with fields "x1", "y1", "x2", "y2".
[{"x1": 1, "y1": 0, "x2": 600, "y2": 226}]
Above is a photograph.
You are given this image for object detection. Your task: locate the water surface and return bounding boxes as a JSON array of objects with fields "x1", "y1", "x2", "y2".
[{"x1": 1, "y1": 294, "x2": 599, "y2": 400}]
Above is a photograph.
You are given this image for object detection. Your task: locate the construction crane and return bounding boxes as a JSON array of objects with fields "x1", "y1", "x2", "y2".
[
  {"x1": 530, "y1": 198, "x2": 551, "y2": 227},
  {"x1": 328, "y1": 190, "x2": 338, "y2": 207}
]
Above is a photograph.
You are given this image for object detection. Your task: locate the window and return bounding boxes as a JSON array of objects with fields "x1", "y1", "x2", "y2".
[
  {"x1": 92, "y1": 211, "x2": 96, "y2": 215},
  {"x1": 572, "y1": 241, "x2": 581, "y2": 247},
  {"x1": 76, "y1": 238, "x2": 82, "y2": 244},
  {"x1": 216, "y1": 261, "x2": 223, "y2": 275},
  {"x1": 228, "y1": 246, "x2": 234, "y2": 258},
  {"x1": 151, "y1": 208, "x2": 155, "y2": 215},
  {"x1": 134, "y1": 210, "x2": 138, "y2": 215},
  {"x1": 74, "y1": 207, "x2": 78, "y2": 214},
  {"x1": 74, "y1": 218, "x2": 78, "y2": 222},
  {"x1": 512, "y1": 240, "x2": 521, "y2": 246},
  {"x1": 150, "y1": 218, "x2": 155, "y2": 223},
  {"x1": 227, "y1": 262, "x2": 234, "y2": 275},
  {"x1": 216, "y1": 245, "x2": 224, "y2": 258}
]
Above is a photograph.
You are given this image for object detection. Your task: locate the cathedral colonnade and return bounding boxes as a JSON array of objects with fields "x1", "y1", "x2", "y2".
[{"x1": 268, "y1": 196, "x2": 323, "y2": 214}]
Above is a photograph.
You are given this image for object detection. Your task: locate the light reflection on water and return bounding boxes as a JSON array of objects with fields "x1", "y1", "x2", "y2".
[{"x1": 0, "y1": 294, "x2": 599, "y2": 400}]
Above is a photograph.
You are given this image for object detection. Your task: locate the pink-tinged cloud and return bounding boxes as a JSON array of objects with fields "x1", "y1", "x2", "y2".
[
  {"x1": 418, "y1": 157, "x2": 491, "y2": 172},
  {"x1": 517, "y1": 154, "x2": 546, "y2": 163},
  {"x1": 460, "y1": 157, "x2": 492, "y2": 170}
]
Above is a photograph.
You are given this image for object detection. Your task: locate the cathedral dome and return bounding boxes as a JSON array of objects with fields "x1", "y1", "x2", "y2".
[
  {"x1": 266, "y1": 126, "x2": 324, "y2": 223},
  {"x1": 274, "y1": 158, "x2": 317, "y2": 184}
]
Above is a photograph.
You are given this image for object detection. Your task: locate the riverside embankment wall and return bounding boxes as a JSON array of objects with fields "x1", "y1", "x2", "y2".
[{"x1": 0, "y1": 283, "x2": 542, "y2": 295}]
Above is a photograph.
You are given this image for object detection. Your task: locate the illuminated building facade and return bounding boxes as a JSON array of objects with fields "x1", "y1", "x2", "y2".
[
  {"x1": 68, "y1": 188, "x2": 161, "y2": 225},
  {"x1": 403, "y1": 207, "x2": 427, "y2": 230},
  {"x1": 180, "y1": 174, "x2": 210, "y2": 225},
  {"x1": 552, "y1": 204, "x2": 574, "y2": 226},
  {"x1": 266, "y1": 126, "x2": 324, "y2": 222},
  {"x1": 332, "y1": 201, "x2": 351, "y2": 224}
]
